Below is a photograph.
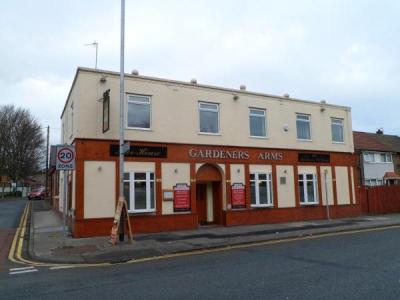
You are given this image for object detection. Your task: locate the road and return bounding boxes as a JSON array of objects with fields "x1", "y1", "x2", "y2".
[
  {"x1": 1, "y1": 199, "x2": 400, "y2": 299},
  {"x1": 0, "y1": 198, "x2": 26, "y2": 270}
]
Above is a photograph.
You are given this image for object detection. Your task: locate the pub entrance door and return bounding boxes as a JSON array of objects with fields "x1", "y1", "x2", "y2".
[{"x1": 195, "y1": 164, "x2": 223, "y2": 225}]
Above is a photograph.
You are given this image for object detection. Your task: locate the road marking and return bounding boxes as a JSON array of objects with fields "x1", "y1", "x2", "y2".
[
  {"x1": 9, "y1": 266, "x2": 35, "y2": 271},
  {"x1": 8, "y1": 201, "x2": 400, "y2": 269},
  {"x1": 9, "y1": 268, "x2": 38, "y2": 275},
  {"x1": 8, "y1": 202, "x2": 28, "y2": 265},
  {"x1": 49, "y1": 265, "x2": 75, "y2": 270}
]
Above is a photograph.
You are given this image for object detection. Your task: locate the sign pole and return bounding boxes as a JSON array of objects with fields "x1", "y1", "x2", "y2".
[
  {"x1": 56, "y1": 145, "x2": 76, "y2": 247},
  {"x1": 63, "y1": 169, "x2": 67, "y2": 246}
]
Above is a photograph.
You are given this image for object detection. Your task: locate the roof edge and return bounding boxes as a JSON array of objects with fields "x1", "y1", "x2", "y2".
[{"x1": 74, "y1": 66, "x2": 352, "y2": 111}]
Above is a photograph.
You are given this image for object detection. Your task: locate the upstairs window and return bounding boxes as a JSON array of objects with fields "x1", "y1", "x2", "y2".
[
  {"x1": 69, "y1": 102, "x2": 74, "y2": 137},
  {"x1": 199, "y1": 102, "x2": 219, "y2": 134},
  {"x1": 249, "y1": 108, "x2": 267, "y2": 137},
  {"x1": 331, "y1": 118, "x2": 344, "y2": 143},
  {"x1": 127, "y1": 95, "x2": 151, "y2": 129},
  {"x1": 299, "y1": 173, "x2": 318, "y2": 205},
  {"x1": 296, "y1": 114, "x2": 311, "y2": 140},
  {"x1": 364, "y1": 152, "x2": 392, "y2": 163}
]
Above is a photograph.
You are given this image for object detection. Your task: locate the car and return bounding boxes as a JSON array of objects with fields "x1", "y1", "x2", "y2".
[{"x1": 28, "y1": 187, "x2": 45, "y2": 200}]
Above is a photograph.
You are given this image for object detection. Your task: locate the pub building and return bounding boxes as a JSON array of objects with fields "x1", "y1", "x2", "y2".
[{"x1": 53, "y1": 67, "x2": 360, "y2": 237}]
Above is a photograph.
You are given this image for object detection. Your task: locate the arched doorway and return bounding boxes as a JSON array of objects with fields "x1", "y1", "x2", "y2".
[{"x1": 195, "y1": 164, "x2": 223, "y2": 225}]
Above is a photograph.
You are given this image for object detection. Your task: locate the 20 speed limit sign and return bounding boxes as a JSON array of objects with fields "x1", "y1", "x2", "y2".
[{"x1": 56, "y1": 145, "x2": 76, "y2": 170}]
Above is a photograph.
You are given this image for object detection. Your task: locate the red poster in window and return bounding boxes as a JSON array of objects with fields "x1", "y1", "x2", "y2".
[
  {"x1": 231, "y1": 183, "x2": 245, "y2": 208},
  {"x1": 173, "y1": 183, "x2": 191, "y2": 212}
]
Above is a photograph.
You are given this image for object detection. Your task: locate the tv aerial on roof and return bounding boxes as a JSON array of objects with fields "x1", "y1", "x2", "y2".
[{"x1": 85, "y1": 41, "x2": 99, "y2": 69}]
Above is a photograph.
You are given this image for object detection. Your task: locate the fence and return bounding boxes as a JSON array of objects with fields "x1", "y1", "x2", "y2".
[
  {"x1": 0, "y1": 186, "x2": 31, "y2": 197},
  {"x1": 359, "y1": 185, "x2": 400, "y2": 215}
]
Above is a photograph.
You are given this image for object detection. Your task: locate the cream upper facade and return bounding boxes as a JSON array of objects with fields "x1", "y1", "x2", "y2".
[{"x1": 61, "y1": 67, "x2": 354, "y2": 153}]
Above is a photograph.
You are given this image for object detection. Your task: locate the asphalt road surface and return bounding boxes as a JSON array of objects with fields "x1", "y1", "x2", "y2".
[
  {"x1": 0, "y1": 198, "x2": 26, "y2": 270},
  {"x1": 1, "y1": 199, "x2": 400, "y2": 299}
]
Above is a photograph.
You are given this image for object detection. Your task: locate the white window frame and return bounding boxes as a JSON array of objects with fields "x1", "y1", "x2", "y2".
[
  {"x1": 296, "y1": 113, "x2": 312, "y2": 141},
  {"x1": 365, "y1": 178, "x2": 384, "y2": 186},
  {"x1": 364, "y1": 152, "x2": 393, "y2": 164},
  {"x1": 331, "y1": 117, "x2": 344, "y2": 143},
  {"x1": 363, "y1": 152, "x2": 374, "y2": 163},
  {"x1": 250, "y1": 172, "x2": 273, "y2": 207},
  {"x1": 298, "y1": 173, "x2": 318, "y2": 205},
  {"x1": 124, "y1": 171, "x2": 155, "y2": 213},
  {"x1": 69, "y1": 102, "x2": 74, "y2": 138},
  {"x1": 198, "y1": 101, "x2": 220, "y2": 135},
  {"x1": 249, "y1": 108, "x2": 267, "y2": 138},
  {"x1": 126, "y1": 94, "x2": 152, "y2": 130}
]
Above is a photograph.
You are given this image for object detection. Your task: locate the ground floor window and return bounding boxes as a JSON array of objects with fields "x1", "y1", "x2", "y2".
[
  {"x1": 250, "y1": 173, "x2": 273, "y2": 207},
  {"x1": 365, "y1": 178, "x2": 384, "y2": 186},
  {"x1": 299, "y1": 173, "x2": 318, "y2": 204},
  {"x1": 123, "y1": 172, "x2": 155, "y2": 213}
]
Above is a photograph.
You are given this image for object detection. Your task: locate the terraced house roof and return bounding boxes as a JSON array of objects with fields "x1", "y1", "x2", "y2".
[{"x1": 353, "y1": 131, "x2": 400, "y2": 153}]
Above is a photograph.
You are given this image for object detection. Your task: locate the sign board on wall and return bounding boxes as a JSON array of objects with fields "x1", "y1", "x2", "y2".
[
  {"x1": 163, "y1": 190, "x2": 174, "y2": 200},
  {"x1": 299, "y1": 153, "x2": 330, "y2": 163},
  {"x1": 56, "y1": 145, "x2": 76, "y2": 170},
  {"x1": 110, "y1": 145, "x2": 167, "y2": 158},
  {"x1": 231, "y1": 183, "x2": 246, "y2": 209},
  {"x1": 173, "y1": 183, "x2": 191, "y2": 212}
]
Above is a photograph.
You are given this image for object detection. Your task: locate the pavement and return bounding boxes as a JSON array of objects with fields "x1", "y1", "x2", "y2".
[{"x1": 27, "y1": 200, "x2": 400, "y2": 264}]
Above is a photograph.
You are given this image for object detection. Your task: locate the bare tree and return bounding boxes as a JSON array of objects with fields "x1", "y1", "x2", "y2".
[{"x1": 0, "y1": 105, "x2": 45, "y2": 187}]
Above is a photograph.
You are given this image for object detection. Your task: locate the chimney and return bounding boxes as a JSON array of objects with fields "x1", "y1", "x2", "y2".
[
  {"x1": 240, "y1": 84, "x2": 246, "y2": 91},
  {"x1": 376, "y1": 128, "x2": 384, "y2": 134}
]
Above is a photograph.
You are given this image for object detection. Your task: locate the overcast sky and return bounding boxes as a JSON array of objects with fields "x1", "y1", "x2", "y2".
[{"x1": 1, "y1": 0, "x2": 399, "y2": 144}]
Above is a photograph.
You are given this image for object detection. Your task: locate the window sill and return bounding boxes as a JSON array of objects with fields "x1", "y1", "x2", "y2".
[
  {"x1": 126, "y1": 127, "x2": 153, "y2": 131},
  {"x1": 250, "y1": 135, "x2": 269, "y2": 139},
  {"x1": 332, "y1": 141, "x2": 345, "y2": 144},
  {"x1": 251, "y1": 205, "x2": 274, "y2": 209},
  {"x1": 297, "y1": 138, "x2": 313, "y2": 142},
  {"x1": 198, "y1": 132, "x2": 221, "y2": 136},
  {"x1": 128, "y1": 210, "x2": 156, "y2": 215}
]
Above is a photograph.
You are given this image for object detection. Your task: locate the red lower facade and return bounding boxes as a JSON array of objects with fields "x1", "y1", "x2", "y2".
[{"x1": 55, "y1": 138, "x2": 362, "y2": 238}]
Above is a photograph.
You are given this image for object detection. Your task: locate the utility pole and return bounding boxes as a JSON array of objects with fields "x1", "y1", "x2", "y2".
[
  {"x1": 45, "y1": 125, "x2": 49, "y2": 199},
  {"x1": 118, "y1": 0, "x2": 126, "y2": 242}
]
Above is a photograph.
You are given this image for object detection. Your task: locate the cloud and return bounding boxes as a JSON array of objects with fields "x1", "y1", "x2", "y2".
[{"x1": 0, "y1": 0, "x2": 400, "y2": 139}]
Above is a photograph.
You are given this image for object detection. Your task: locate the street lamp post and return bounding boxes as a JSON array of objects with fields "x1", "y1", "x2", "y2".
[{"x1": 118, "y1": 0, "x2": 126, "y2": 241}]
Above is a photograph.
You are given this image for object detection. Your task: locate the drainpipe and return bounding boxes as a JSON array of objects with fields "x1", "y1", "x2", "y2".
[{"x1": 324, "y1": 169, "x2": 330, "y2": 221}]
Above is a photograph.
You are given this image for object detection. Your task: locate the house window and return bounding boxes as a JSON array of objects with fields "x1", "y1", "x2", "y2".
[
  {"x1": 250, "y1": 173, "x2": 273, "y2": 207},
  {"x1": 363, "y1": 152, "x2": 374, "y2": 162},
  {"x1": 124, "y1": 172, "x2": 155, "y2": 213},
  {"x1": 127, "y1": 95, "x2": 151, "y2": 129},
  {"x1": 69, "y1": 103, "x2": 74, "y2": 137},
  {"x1": 331, "y1": 118, "x2": 344, "y2": 143},
  {"x1": 199, "y1": 102, "x2": 219, "y2": 134},
  {"x1": 298, "y1": 173, "x2": 318, "y2": 204},
  {"x1": 365, "y1": 178, "x2": 384, "y2": 186},
  {"x1": 365, "y1": 152, "x2": 393, "y2": 163},
  {"x1": 296, "y1": 114, "x2": 311, "y2": 140},
  {"x1": 249, "y1": 108, "x2": 267, "y2": 137}
]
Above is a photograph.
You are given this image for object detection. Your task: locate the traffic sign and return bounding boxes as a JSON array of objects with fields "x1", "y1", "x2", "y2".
[{"x1": 56, "y1": 145, "x2": 76, "y2": 170}]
